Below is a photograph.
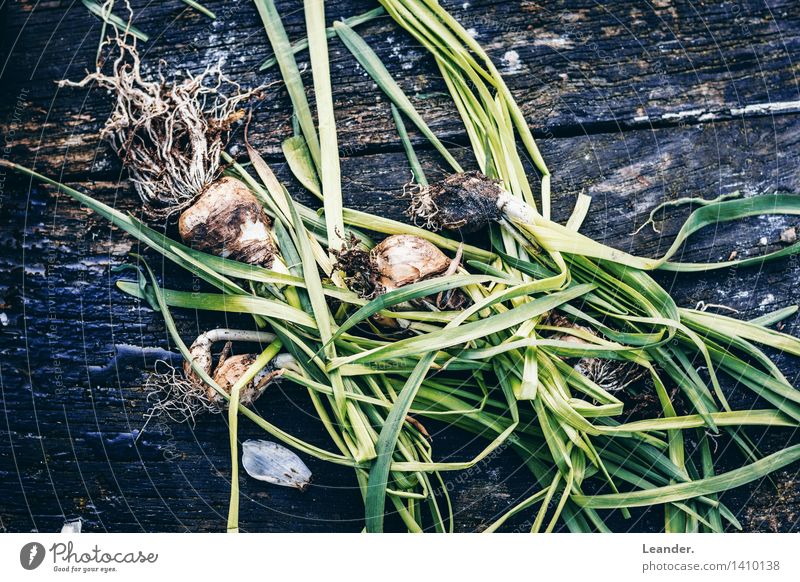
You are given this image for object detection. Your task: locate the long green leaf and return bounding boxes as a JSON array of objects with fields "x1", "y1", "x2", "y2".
[
  {"x1": 365, "y1": 352, "x2": 436, "y2": 532},
  {"x1": 391, "y1": 103, "x2": 428, "y2": 186},
  {"x1": 574, "y1": 444, "x2": 800, "y2": 509},
  {"x1": 330, "y1": 283, "x2": 594, "y2": 368},
  {"x1": 608, "y1": 410, "x2": 795, "y2": 433},
  {"x1": 335, "y1": 21, "x2": 462, "y2": 173},
  {"x1": 328, "y1": 274, "x2": 497, "y2": 344},
  {"x1": 681, "y1": 308, "x2": 800, "y2": 357},
  {"x1": 180, "y1": 0, "x2": 216, "y2": 19},
  {"x1": 116, "y1": 280, "x2": 315, "y2": 327},
  {"x1": 260, "y1": 7, "x2": 386, "y2": 70},
  {"x1": 254, "y1": 0, "x2": 321, "y2": 170},
  {"x1": 524, "y1": 194, "x2": 800, "y2": 271},
  {"x1": 305, "y1": 0, "x2": 346, "y2": 252}
]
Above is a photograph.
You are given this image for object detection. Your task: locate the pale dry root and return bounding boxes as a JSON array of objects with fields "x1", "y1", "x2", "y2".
[
  {"x1": 144, "y1": 360, "x2": 220, "y2": 426},
  {"x1": 60, "y1": 28, "x2": 263, "y2": 219}
]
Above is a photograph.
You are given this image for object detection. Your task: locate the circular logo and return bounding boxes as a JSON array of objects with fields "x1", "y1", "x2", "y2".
[{"x1": 20, "y1": 542, "x2": 46, "y2": 570}]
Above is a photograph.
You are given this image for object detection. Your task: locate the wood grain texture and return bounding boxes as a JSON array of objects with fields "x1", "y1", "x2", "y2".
[
  {"x1": 1, "y1": 0, "x2": 799, "y2": 533},
  {"x1": 2, "y1": 0, "x2": 800, "y2": 174}
]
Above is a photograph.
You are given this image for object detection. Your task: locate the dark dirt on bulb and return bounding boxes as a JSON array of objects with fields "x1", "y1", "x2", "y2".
[
  {"x1": 407, "y1": 171, "x2": 504, "y2": 232},
  {"x1": 334, "y1": 236, "x2": 381, "y2": 299}
]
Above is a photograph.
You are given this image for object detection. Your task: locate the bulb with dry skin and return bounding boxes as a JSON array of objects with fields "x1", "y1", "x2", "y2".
[
  {"x1": 336, "y1": 234, "x2": 451, "y2": 298},
  {"x1": 182, "y1": 329, "x2": 278, "y2": 409},
  {"x1": 143, "y1": 329, "x2": 279, "y2": 425},
  {"x1": 407, "y1": 171, "x2": 536, "y2": 232},
  {"x1": 336, "y1": 234, "x2": 464, "y2": 328},
  {"x1": 211, "y1": 353, "x2": 273, "y2": 406},
  {"x1": 178, "y1": 176, "x2": 277, "y2": 267},
  {"x1": 371, "y1": 234, "x2": 451, "y2": 292}
]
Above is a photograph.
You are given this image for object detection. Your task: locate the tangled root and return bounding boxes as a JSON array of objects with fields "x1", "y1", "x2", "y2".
[
  {"x1": 404, "y1": 181, "x2": 441, "y2": 231},
  {"x1": 144, "y1": 360, "x2": 222, "y2": 426},
  {"x1": 60, "y1": 30, "x2": 263, "y2": 219},
  {"x1": 406, "y1": 172, "x2": 503, "y2": 232},
  {"x1": 144, "y1": 356, "x2": 280, "y2": 426},
  {"x1": 574, "y1": 358, "x2": 647, "y2": 393},
  {"x1": 143, "y1": 329, "x2": 281, "y2": 426}
]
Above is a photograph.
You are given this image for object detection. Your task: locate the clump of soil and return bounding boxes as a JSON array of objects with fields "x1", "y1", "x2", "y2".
[
  {"x1": 334, "y1": 236, "x2": 381, "y2": 299},
  {"x1": 743, "y1": 470, "x2": 799, "y2": 532},
  {"x1": 407, "y1": 171, "x2": 503, "y2": 232}
]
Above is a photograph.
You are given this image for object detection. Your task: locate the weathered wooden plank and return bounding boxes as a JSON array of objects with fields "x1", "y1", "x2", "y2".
[
  {"x1": 1, "y1": 111, "x2": 798, "y2": 532},
  {"x1": 2, "y1": 0, "x2": 800, "y2": 176}
]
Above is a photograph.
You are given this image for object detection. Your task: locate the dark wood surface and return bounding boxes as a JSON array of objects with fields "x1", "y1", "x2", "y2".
[{"x1": 0, "y1": 0, "x2": 798, "y2": 533}]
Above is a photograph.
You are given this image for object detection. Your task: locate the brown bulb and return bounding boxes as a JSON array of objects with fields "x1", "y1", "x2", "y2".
[
  {"x1": 183, "y1": 333, "x2": 271, "y2": 409},
  {"x1": 212, "y1": 354, "x2": 270, "y2": 407},
  {"x1": 371, "y1": 234, "x2": 451, "y2": 292},
  {"x1": 178, "y1": 176, "x2": 276, "y2": 267}
]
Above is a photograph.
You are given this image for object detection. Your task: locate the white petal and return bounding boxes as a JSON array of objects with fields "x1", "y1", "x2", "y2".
[
  {"x1": 241, "y1": 440, "x2": 311, "y2": 491},
  {"x1": 60, "y1": 519, "x2": 82, "y2": 534}
]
